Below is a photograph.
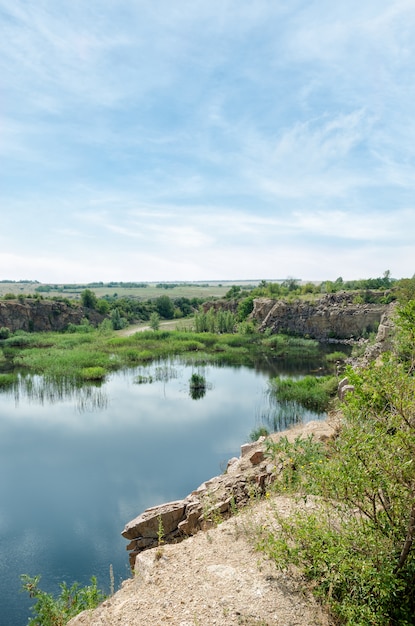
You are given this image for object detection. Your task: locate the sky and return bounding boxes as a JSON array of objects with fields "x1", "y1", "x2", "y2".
[{"x1": 1, "y1": 0, "x2": 414, "y2": 284}]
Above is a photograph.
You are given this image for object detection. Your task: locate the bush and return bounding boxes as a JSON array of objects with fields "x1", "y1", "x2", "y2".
[
  {"x1": 249, "y1": 426, "x2": 269, "y2": 442},
  {"x1": 194, "y1": 309, "x2": 236, "y2": 333},
  {"x1": 3, "y1": 334, "x2": 33, "y2": 347},
  {"x1": 66, "y1": 319, "x2": 93, "y2": 333},
  {"x1": 0, "y1": 373, "x2": 18, "y2": 388},
  {"x1": 0, "y1": 326, "x2": 11, "y2": 339},
  {"x1": 21, "y1": 574, "x2": 106, "y2": 626},
  {"x1": 325, "y1": 350, "x2": 348, "y2": 363},
  {"x1": 260, "y1": 304, "x2": 415, "y2": 624},
  {"x1": 237, "y1": 295, "x2": 255, "y2": 321}
]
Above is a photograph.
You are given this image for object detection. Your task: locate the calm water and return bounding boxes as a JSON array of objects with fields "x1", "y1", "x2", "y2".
[{"x1": 0, "y1": 357, "x2": 325, "y2": 626}]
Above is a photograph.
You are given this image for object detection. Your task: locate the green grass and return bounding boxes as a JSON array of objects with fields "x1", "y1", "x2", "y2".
[
  {"x1": 80, "y1": 367, "x2": 107, "y2": 381},
  {"x1": 269, "y1": 375, "x2": 338, "y2": 413},
  {"x1": 0, "y1": 280, "x2": 258, "y2": 300},
  {"x1": 0, "y1": 372, "x2": 18, "y2": 388},
  {"x1": 1, "y1": 327, "x2": 329, "y2": 384}
]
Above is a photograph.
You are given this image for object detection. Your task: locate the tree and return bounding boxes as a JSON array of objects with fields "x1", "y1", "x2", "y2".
[
  {"x1": 225, "y1": 285, "x2": 242, "y2": 299},
  {"x1": 81, "y1": 289, "x2": 97, "y2": 310},
  {"x1": 111, "y1": 308, "x2": 125, "y2": 330},
  {"x1": 155, "y1": 295, "x2": 174, "y2": 319},
  {"x1": 281, "y1": 277, "x2": 300, "y2": 292},
  {"x1": 149, "y1": 312, "x2": 160, "y2": 331},
  {"x1": 96, "y1": 299, "x2": 110, "y2": 315}
]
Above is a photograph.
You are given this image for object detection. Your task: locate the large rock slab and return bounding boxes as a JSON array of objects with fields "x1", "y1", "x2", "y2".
[{"x1": 122, "y1": 500, "x2": 186, "y2": 540}]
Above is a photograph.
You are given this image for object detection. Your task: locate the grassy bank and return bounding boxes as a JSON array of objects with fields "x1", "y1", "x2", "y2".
[{"x1": 0, "y1": 326, "x2": 328, "y2": 383}]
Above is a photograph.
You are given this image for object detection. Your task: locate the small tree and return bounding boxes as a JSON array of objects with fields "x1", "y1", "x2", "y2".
[
  {"x1": 149, "y1": 312, "x2": 160, "y2": 331},
  {"x1": 110, "y1": 308, "x2": 127, "y2": 331}
]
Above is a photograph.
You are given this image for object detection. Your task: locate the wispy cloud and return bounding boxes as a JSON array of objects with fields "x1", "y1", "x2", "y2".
[{"x1": 0, "y1": 0, "x2": 414, "y2": 282}]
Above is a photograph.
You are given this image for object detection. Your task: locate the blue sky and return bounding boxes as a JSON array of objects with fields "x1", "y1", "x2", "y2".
[{"x1": 1, "y1": 0, "x2": 414, "y2": 283}]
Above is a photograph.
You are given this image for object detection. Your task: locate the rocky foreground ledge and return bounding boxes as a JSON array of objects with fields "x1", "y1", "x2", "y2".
[
  {"x1": 122, "y1": 418, "x2": 338, "y2": 570},
  {"x1": 68, "y1": 419, "x2": 337, "y2": 626}
]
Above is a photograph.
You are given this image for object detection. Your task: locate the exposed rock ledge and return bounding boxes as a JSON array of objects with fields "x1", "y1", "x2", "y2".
[
  {"x1": 122, "y1": 418, "x2": 338, "y2": 569},
  {"x1": 252, "y1": 292, "x2": 389, "y2": 341},
  {"x1": 0, "y1": 299, "x2": 104, "y2": 332}
]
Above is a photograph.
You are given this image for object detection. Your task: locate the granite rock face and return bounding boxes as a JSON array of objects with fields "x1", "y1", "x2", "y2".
[
  {"x1": 252, "y1": 292, "x2": 389, "y2": 341},
  {"x1": 0, "y1": 299, "x2": 104, "y2": 332}
]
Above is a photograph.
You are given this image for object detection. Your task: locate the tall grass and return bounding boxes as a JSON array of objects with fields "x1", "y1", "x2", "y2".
[
  {"x1": 269, "y1": 375, "x2": 338, "y2": 413},
  {"x1": 2, "y1": 328, "x2": 329, "y2": 384},
  {"x1": 0, "y1": 372, "x2": 18, "y2": 388}
]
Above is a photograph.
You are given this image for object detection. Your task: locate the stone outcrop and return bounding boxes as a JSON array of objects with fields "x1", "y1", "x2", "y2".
[
  {"x1": 0, "y1": 299, "x2": 105, "y2": 332},
  {"x1": 122, "y1": 419, "x2": 337, "y2": 570},
  {"x1": 356, "y1": 302, "x2": 397, "y2": 365},
  {"x1": 252, "y1": 292, "x2": 389, "y2": 341},
  {"x1": 337, "y1": 377, "x2": 355, "y2": 400}
]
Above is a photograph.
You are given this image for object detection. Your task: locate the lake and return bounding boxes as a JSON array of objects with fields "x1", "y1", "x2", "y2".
[{"x1": 0, "y1": 356, "x2": 327, "y2": 625}]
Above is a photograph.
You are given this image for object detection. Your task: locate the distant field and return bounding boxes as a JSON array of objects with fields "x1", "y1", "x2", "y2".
[{"x1": 0, "y1": 280, "x2": 263, "y2": 300}]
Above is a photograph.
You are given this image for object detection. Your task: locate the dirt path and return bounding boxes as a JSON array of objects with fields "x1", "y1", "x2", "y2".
[{"x1": 119, "y1": 319, "x2": 194, "y2": 337}]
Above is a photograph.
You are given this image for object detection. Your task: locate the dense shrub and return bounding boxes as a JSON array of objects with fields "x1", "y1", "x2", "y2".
[
  {"x1": 0, "y1": 326, "x2": 11, "y2": 339},
  {"x1": 260, "y1": 301, "x2": 415, "y2": 624}
]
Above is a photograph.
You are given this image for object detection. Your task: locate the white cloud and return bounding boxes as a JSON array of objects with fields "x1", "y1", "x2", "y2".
[{"x1": 0, "y1": 1, "x2": 414, "y2": 282}]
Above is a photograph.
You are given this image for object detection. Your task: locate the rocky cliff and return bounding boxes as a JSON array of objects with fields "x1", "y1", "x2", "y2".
[
  {"x1": 252, "y1": 292, "x2": 389, "y2": 341},
  {"x1": 0, "y1": 299, "x2": 105, "y2": 332}
]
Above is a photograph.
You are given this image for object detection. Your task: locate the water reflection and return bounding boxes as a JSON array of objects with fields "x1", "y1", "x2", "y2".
[
  {"x1": 0, "y1": 356, "x2": 330, "y2": 626},
  {"x1": 9, "y1": 374, "x2": 109, "y2": 412},
  {"x1": 259, "y1": 400, "x2": 316, "y2": 432}
]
